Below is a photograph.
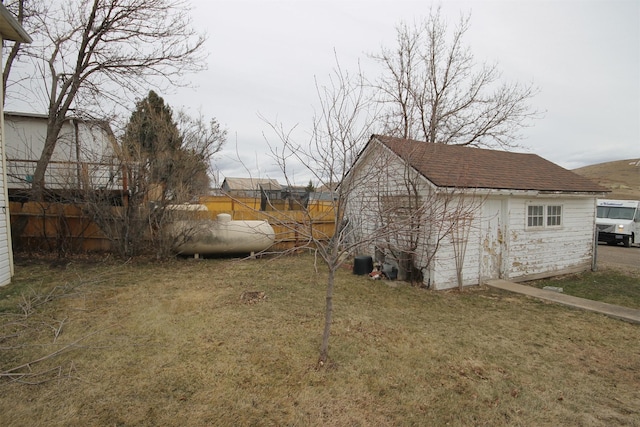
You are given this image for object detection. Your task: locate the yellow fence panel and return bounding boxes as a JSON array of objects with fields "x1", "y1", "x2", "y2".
[{"x1": 10, "y1": 196, "x2": 336, "y2": 254}]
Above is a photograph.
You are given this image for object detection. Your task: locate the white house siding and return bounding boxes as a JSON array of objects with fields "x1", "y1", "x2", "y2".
[
  {"x1": 425, "y1": 194, "x2": 488, "y2": 290},
  {"x1": 345, "y1": 141, "x2": 433, "y2": 256},
  {"x1": 428, "y1": 195, "x2": 596, "y2": 289},
  {"x1": 429, "y1": 225, "x2": 482, "y2": 290},
  {"x1": 0, "y1": 127, "x2": 12, "y2": 286},
  {"x1": 5, "y1": 115, "x2": 74, "y2": 189},
  {"x1": 348, "y1": 177, "x2": 597, "y2": 290},
  {"x1": 343, "y1": 143, "x2": 385, "y2": 252},
  {"x1": 0, "y1": 35, "x2": 14, "y2": 286},
  {"x1": 504, "y1": 197, "x2": 595, "y2": 281}
]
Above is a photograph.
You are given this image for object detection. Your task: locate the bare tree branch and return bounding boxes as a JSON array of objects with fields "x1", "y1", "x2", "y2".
[
  {"x1": 370, "y1": 7, "x2": 540, "y2": 149},
  {"x1": 3, "y1": 0, "x2": 208, "y2": 201}
]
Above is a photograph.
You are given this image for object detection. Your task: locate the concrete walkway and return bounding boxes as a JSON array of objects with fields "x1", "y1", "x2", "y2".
[{"x1": 486, "y1": 279, "x2": 640, "y2": 324}]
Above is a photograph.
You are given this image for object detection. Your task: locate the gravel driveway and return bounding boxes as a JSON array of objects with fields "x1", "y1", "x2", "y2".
[{"x1": 596, "y1": 243, "x2": 640, "y2": 275}]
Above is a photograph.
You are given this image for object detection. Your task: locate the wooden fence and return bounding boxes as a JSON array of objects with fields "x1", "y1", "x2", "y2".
[{"x1": 9, "y1": 195, "x2": 336, "y2": 254}]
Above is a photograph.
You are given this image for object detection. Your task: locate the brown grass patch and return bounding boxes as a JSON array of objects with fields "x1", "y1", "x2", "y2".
[{"x1": 0, "y1": 254, "x2": 638, "y2": 426}]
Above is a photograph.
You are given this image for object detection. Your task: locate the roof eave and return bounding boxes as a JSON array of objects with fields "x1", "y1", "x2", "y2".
[
  {"x1": 436, "y1": 187, "x2": 609, "y2": 197},
  {"x1": 0, "y1": 5, "x2": 32, "y2": 43}
]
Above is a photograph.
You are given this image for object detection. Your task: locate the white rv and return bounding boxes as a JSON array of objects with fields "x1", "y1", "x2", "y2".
[{"x1": 596, "y1": 199, "x2": 640, "y2": 247}]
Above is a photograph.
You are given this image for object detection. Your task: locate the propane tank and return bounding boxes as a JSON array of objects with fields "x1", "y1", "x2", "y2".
[{"x1": 171, "y1": 214, "x2": 275, "y2": 255}]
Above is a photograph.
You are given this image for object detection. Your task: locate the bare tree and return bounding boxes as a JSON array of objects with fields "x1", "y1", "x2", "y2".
[
  {"x1": 2, "y1": 0, "x2": 207, "y2": 201},
  {"x1": 263, "y1": 68, "x2": 483, "y2": 361},
  {"x1": 174, "y1": 109, "x2": 227, "y2": 196},
  {"x1": 371, "y1": 7, "x2": 539, "y2": 148},
  {"x1": 263, "y1": 60, "x2": 386, "y2": 365}
]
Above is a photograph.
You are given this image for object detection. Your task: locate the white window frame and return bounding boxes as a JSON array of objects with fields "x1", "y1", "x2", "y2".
[
  {"x1": 527, "y1": 205, "x2": 544, "y2": 227},
  {"x1": 527, "y1": 203, "x2": 563, "y2": 229},
  {"x1": 546, "y1": 205, "x2": 562, "y2": 227}
]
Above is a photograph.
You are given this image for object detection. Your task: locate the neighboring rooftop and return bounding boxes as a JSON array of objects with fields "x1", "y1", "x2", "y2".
[{"x1": 221, "y1": 178, "x2": 282, "y2": 191}]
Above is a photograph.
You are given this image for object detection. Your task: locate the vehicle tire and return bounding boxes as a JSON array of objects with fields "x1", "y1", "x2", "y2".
[{"x1": 623, "y1": 236, "x2": 631, "y2": 248}]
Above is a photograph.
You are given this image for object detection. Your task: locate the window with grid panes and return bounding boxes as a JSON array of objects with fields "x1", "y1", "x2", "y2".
[
  {"x1": 547, "y1": 205, "x2": 562, "y2": 226},
  {"x1": 527, "y1": 205, "x2": 544, "y2": 227}
]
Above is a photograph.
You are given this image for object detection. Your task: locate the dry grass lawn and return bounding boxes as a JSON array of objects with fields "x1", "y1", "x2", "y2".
[{"x1": 0, "y1": 254, "x2": 638, "y2": 426}]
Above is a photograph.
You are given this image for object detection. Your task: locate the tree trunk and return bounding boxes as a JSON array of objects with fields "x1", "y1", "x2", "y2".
[
  {"x1": 319, "y1": 268, "x2": 335, "y2": 364},
  {"x1": 30, "y1": 119, "x2": 63, "y2": 201}
]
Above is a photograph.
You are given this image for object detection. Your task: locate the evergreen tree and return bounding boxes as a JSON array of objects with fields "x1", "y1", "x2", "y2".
[
  {"x1": 305, "y1": 180, "x2": 315, "y2": 193},
  {"x1": 124, "y1": 90, "x2": 182, "y2": 188},
  {"x1": 122, "y1": 90, "x2": 215, "y2": 202}
]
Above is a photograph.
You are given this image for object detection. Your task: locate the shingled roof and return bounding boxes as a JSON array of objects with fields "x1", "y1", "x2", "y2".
[{"x1": 373, "y1": 135, "x2": 607, "y2": 193}]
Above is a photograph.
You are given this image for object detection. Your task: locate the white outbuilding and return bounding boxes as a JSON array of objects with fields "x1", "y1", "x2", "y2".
[{"x1": 344, "y1": 135, "x2": 608, "y2": 290}]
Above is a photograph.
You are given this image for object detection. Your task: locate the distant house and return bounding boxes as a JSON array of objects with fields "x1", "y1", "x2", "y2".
[
  {"x1": 221, "y1": 178, "x2": 318, "y2": 211},
  {"x1": 0, "y1": 5, "x2": 32, "y2": 286},
  {"x1": 4, "y1": 112, "x2": 121, "y2": 198},
  {"x1": 221, "y1": 177, "x2": 282, "y2": 199},
  {"x1": 344, "y1": 135, "x2": 607, "y2": 290}
]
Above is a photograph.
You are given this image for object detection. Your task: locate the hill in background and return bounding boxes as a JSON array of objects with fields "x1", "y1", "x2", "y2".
[{"x1": 573, "y1": 159, "x2": 640, "y2": 200}]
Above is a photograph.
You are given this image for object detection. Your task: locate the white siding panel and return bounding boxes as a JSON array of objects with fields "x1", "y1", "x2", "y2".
[
  {"x1": 0, "y1": 211, "x2": 11, "y2": 287},
  {"x1": 429, "y1": 206, "x2": 483, "y2": 290},
  {"x1": 0, "y1": 39, "x2": 13, "y2": 286},
  {"x1": 428, "y1": 195, "x2": 595, "y2": 289},
  {"x1": 506, "y1": 197, "x2": 595, "y2": 281},
  {"x1": 0, "y1": 122, "x2": 11, "y2": 286},
  {"x1": 344, "y1": 140, "x2": 433, "y2": 257}
]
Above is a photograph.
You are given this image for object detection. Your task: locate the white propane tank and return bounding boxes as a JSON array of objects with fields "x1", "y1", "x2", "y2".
[{"x1": 172, "y1": 213, "x2": 275, "y2": 255}]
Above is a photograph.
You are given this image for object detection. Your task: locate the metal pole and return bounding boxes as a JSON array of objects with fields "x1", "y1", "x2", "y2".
[{"x1": 592, "y1": 225, "x2": 598, "y2": 272}]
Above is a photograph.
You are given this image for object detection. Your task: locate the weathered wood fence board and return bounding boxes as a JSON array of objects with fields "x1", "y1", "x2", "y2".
[{"x1": 9, "y1": 195, "x2": 336, "y2": 254}]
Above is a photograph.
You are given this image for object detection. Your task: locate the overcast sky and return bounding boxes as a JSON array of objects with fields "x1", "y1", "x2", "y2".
[{"x1": 163, "y1": 1, "x2": 637, "y2": 184}]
